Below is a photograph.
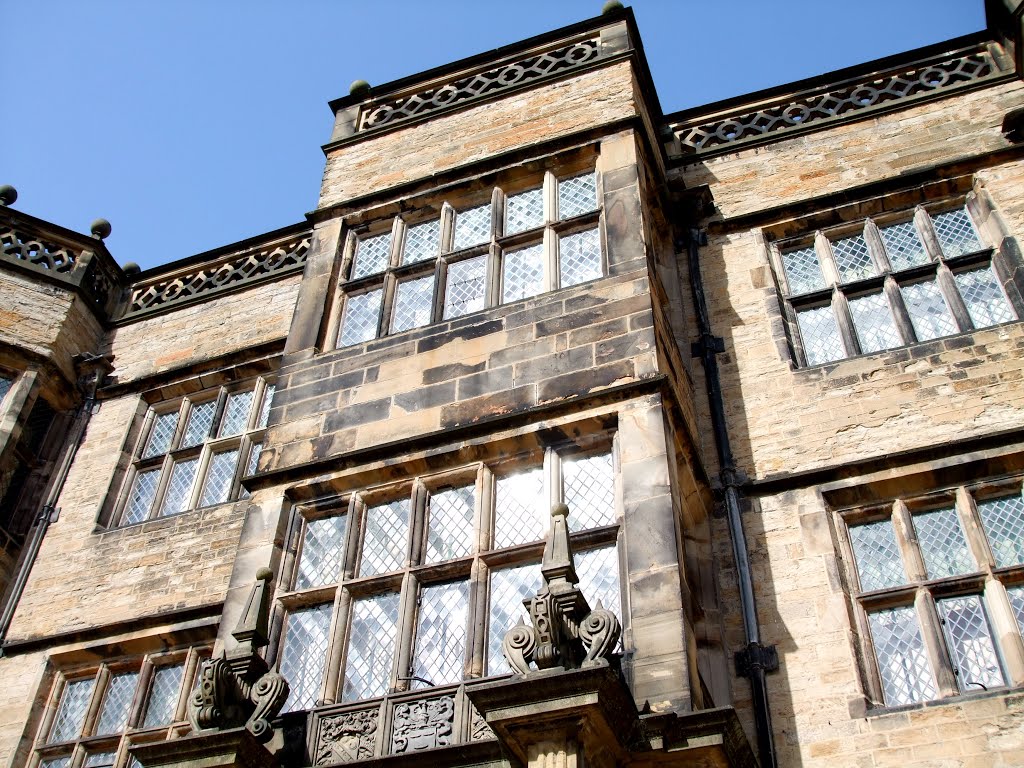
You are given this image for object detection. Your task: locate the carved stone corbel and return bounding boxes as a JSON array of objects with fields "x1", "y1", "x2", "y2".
[
  {"x1": 502, "y1": 504, "x2": 621, "y2": 674},
  {"x1": 188, "y1": 568, "x2": 290, "y2": 742}
]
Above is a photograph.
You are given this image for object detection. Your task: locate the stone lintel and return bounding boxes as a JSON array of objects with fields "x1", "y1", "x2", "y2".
[
  {"x1": 465, "y1": 665, "x2": 640, "y2": 768},
  {"x1": 129, "y1": 728, "x2": 278, "y2": 768}
]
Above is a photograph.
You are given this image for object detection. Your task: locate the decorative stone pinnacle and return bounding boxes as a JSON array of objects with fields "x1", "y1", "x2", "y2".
[
  {"x1": 0, "y1": 185, "x2": 17, "y2": 206},
  {"x1": 90, "y1": 218, "x2": 112, "y2": 240},
  {"x1": 122, "y1": 262, "x2": 141, "y2": 277},
  {"x1": 188, "y1": 570, "x2": 289, "y2": 742},
  {"x1": 602, "y1": 0, "x2": 624, "y2": 14},
  {"x1": 349, "y1": 79, "x2": 371, "y2": 98},
  {"x1": 502, "y1": 504, "x2": 621, "y2": 674}
]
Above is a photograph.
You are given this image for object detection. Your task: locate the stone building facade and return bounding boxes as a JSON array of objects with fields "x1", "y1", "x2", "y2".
[{"x1": 1, "y1": 3, "x2": 1023, "y2": 768}]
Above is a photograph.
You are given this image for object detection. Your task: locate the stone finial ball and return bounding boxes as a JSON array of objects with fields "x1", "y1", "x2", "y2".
[
  {"x1": 349, "y1": 79, "x2": 371, "y2": 98},
  {"x1": 551, "y1": 502, "x2": 570, "y2": 518},
  {"x1": 90, "y1": 218, "x2": 112, "y2": 240},
  {"x1": 0, "y1": 185, "x2": 17, "y2": 206},
  {"x1": 256, "y1": 567, "x2": 274, "y2": 581},
  {"x1": 602, "y1": 0, "x2": 624, "y2": 13},
  {"x1": 122, "y1": 262, "x2": 141, "y2": 276}
]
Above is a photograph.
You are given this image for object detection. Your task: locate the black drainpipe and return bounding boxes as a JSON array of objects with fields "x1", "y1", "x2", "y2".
[
  {"x1": 685, "y1": 228, "x2": 779, "y2": 768},
  {"x1": 0, "y1": 354, "x2": 111, "y2": 652}
]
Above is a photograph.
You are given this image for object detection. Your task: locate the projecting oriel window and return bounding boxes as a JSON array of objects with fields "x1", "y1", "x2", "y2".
[
  {"x1": 273, "y1": 441, "x2": 622, "y2": 711},
  {"x1": 331, "y1": 169, "x2": 604, "y2": 348},
  {"x1": 773, "y1": 203, "x2": 1021, "y2": 367}
]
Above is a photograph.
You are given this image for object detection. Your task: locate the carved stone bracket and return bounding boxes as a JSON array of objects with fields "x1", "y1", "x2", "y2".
[
  {"x1": 188, "y1": 569, "x2": 290, "y2": 743},
  {"x1": 502, "y1": 504, "x2": 621, "y2": 675}
]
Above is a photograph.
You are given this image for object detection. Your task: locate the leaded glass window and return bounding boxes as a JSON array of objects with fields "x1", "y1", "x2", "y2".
[
  {"x1": 279, "y1": 442, "x2": 620, "y2": 708},
  {"x1": 116, "y1": 376, "x2": 274, "y2": 526},
  {"x1": 776, "y1": 202, "x2": 1020, "y2": 367},
  {"x1": 35, "y1": 647, "x2": 208, "y2": 768},
  {"x1": 845, "y1": 480, "x2": 1024, "y2": 709},
  {"x1": 335, "y1": 168, "x2": 604, "y2": 348}
]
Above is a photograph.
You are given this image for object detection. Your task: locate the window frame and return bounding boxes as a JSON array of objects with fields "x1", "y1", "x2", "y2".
[
  {"x1": 771, "y1": 199, "x2": 1022, "y2": 367},
  {"x1": 113, "y1": 376, "x2": 275, "y2": 527},
  {"x1": 32, "y1": 646, "x2": 209, "y2": 768},
  {"x1": 329, "y1": 169, "x2": 605, "y2": 349},
  {"x1": 838, "y1": 479, "x2": 1024, "y2": 710},
  {"x1": 272, "y1": 437, "x2": 623, "y2": 711}
]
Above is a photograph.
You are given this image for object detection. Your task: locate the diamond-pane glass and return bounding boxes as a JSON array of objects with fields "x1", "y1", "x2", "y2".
[
  {"x1": 280, "y1": 604, "x2": 332, "y2": 711},
  {"x1": 831, "y1": 233, "x2": 876, "y2": 283},
  {"x1": 42, "y1": 758, "x2": 71, "y2": 768},
  {"x1": 402, "y1": 219, "x2": 440, "y2": 265},
  {"x1": 296, "y1": 515, "x2": 347, "y2": 590},
  {"x1": 977, "y1": 494, "x2": 1024, "y2": 568},
  {"x1": 502, "y1": 244, "x2": 545, "y2": 303},
  {"x1": 901, "y1": 280, "x2": 957, "y2": 341},
  {"x1": 933, "y1": 208, "x2": 983, "y2": 257},
  {"x1": 219, "y1": 390, "x2": 254, "y2": 437},
  {"x1": 96, "y1": 671, "x2": 139, "y2": 734},
  {"x1": 339, "y1": 290, "x2": 383, "y2": 347},
  {"x1": 559, "y1": 228, "x2": 602, "y2": 288},
  {"x1": 181, "y1": 401, "x2": 215, "y2": 449},
  {"x1": 413, "y1": 580, "x2": 469, "y2": 687},
  {"x1": 49, "y1": 678, "x2": 94, "y2": 742},
  {"x1": 142, "y1": 664, "x2": 183, "y2": 727},
  {"x1": 443, "y1": 256, "x2": 487, "y2": 319},
  {"x1": 563, "y1": 452, "x2": 615, "y2": 532},
  {"x1": 781, "y1": 246, "x2": 826, "y2": 295},
  {"x1": 488, "y1": 564, "x2": 542, "y2": 676},
  {"x1": 123, "y1": 468, "x2": 160, "y2": 525},
  {"x1": 868, "y1": 607, "x2": 937, "y2": 706},
  {"x1": 391, "y1": 275, "x2": 435, "y2": 333},
  {"x1": 1007, "y1": 586, "x2": 1024, "y2": 636},
  {"x1": 158, "y1": 458, "x2": 198, "y2": 517},
  {"x1": 849, "y1": 520, "x2": 906, "y2": 592},
  {"x1": 576, "y1": 546, "x2": 620, "y2": 618},
  {"x1": 558, "y1": 172, "x2": 597, "y2": 220},
  {"x1": 343, "y1": 593, "x2": 399, "y2": 701},
  {"x1": 143, "y1": 411, "x2": 179, "y2": 458},
  {"x1": 245, "y1": 442, "x2": 262, "y2": 477},
  {"x1": 797, "y1": 305, "x2": 845, "y2": 365},
  {"x1": 352, "y1": 232, "x2": 392, "y2": 279},
  {"x1": 453, "y1": 204, "x2": 491, "y2": 250},
  {"x1": 494, "y1": 468, "x2": 547, "y2": 548},
  {"x1": 937, "y1": 595, "x2": 1005, "y2": 691},
  {"x1": 913, "y1": 508, "x2": 974, "y2": 579},
  {"x1": 426, "y1": 486, "x2": 474, "y2": 564},
  {"x1": 258, "y1": 384, "x2": 275, "y2": 429},
  {"x1": 360, "y1": 499, "x2": 410, "y2": 576},
  {"x1": 505, "y1": 188, "x2": 544, "y2": 235},
  {"x1": 849, "y1": 292, "x2": 901, "y2": 353},
  {"x1": 199, "y1": 449, "x2": 239, "y2": 507},
  {"x1": 954, "y1": 267, "x2": 1016, "y2": 329},
  {"x1": 880, "y1": 221, "x2": 929, "y2": 270},
  {"x1": 84, "y1": 753, "x2": 116, "y2": 768},
  {"x1": 0, "y1": 375, "x2": 12, "y2": 403}
]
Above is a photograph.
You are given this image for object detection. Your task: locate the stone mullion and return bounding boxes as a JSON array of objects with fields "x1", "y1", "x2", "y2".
[
  {"x1": 892, "y1": 500, "x2": 927, "y2": 582},
  {"x1": 916, "y1": 589, "x2": 959, "y2": 698},
  {"x1": 392, "y1": 572, "x2": 418, "y2": 694},
  {"x1": 0, "y1": 367, "x2": 39, "y2": 469},
  {"x1": 322, "y1": 586, "x2": 349, "y2": 705},
  {"x1": 982, "y1": 578, "x2": 1024, "y2": 686},
  {"x1": 831, "y1": 289, "x2": 860, "y2": 358},
  {"x1": 934, "y1": 262, "x2": 975, "y2": 332},
  {"x1": 955, "y1": 487, "x2": 994, "y2": 572},
  {"x1": 464, "y1": 556, "x2": 488, "y2": 680},
  {"x1": 175, "y1": 650, "x2": 203, "y2": 723},
  {"x1": 882, "y1": 275, "x2": 917, "y2": 345},
  {"x1": 78, "y1": 668, "x2": 107, "y2": 741}
]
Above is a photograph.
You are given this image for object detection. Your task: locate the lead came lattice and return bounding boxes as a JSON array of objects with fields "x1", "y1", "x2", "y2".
[
  {"x1": 426, "y1": 487, "x2": 474, "y2": 563},
  {"x1": 49, "y1": 679, "x2": 95, "y2": 742},
  {"x1": 977, "y1": 495, "x2": 1024, "y2": 568},
  {"x1": 413, "y1": 581, "x2": 469, "y2": 687},
  {"x1": 339, "y1": 290, "x2": 383, "y2": 347},
  {"x1": 849, "y1": 520, "x2": 906, "y2": 592},
  {"x1": 562, "y1": 453, "x2": 615, "y2": 531},
  {"x1": 142, "y1": 665, "x2": 184, "y2": 727},
  {"x1": 933, "y1": 208, "x2": 983, "y2": 257},
  {"x1": 282, "y1": 605, "x2": 332, "y2": 711},
  {"x1": 443, "y1": 257, "x2": 487, "y2": 319},
  {"x1": 297, "y1": 515, "x2": 348, "y2": 589},
  {"x1": 781, "y1": 246, "x2": 826, "y2": 295},
  {"x1": 559, "y1": 228, "x2": 602, "y2": 288},
  {"x1": 353, "y1": 233, "x2": 392, "y2": 279},
  {"x1": 503, "y1": 244, "x2": 545, "y2": 303},
  {"x1": 199, "y1": 449, "x2": 239, "y2": 507},
  {"x1": 901, "y1": 280, "x2": 957, "y2": 341},
  {"x1": 937, "y1": 595, "x2": 1004, "y2": 691},
  {"x1": 913, "y1": 508, "x2": 974, "y2": 578},
  {"x1": 452, "y1": 205, "x2": 491, "y2": 251},
  {"x1": 402, "y1": 220, "x2": 440, "y2": 265},
  {"x1": 831, "y1": 234, "x2": 876, "y2": 283},
  {"x1": 361, "y1": 500, "x2": 410, "y2": 576},
  {"x1": 848, "y1": 292, "x2": 900, "y2": 353},
  {"x1": 96, "y1": 671, "x2": 139, "y2": 735},
  {"x1": 493, "y1": 469, "x2": 546, "y2": 548},
  {"x1": 505, "y1": 188, "x2": 544, "y2": 235},
  {"x1": 796, "y1": 305, "x2": 845, "y2": 365},
  {"x1": 880, "y1": 221, "x2": 929, "y2": 270},
  {"x1": 868, "y1": 606, "x2": 937, "y2": 706},
  {"x1": 558, "y1": 173, "x2": 597, "y2": 220},
  {"x1": 344, "y1": 594, "x2": 399, "y2": 701},
  {"x1": 391, "y1": 276, "x2": 435, "y2": 333},
  {"x1": 954, "y1": 267, "x2": 1016, "y2": 328},
  {"x1": 488, "y1": 564, "x2": 542, "y2": 676}
]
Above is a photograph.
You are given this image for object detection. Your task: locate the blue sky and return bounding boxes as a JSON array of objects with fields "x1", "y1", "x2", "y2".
[{"x1": 2, "y1": 1, "x2": 985, "y2": 270}]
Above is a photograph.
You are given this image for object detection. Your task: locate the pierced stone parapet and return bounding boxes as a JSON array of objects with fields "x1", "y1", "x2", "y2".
[
  {"x1": 666, "y1": 42, "x2": 1009, "y2": 159},
  {"x1": 123, "y1": 228, "x2": 310, "y2": 321},
  {"x1": 0, "y1": 207, "x2": 123, "y2": 318}
]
